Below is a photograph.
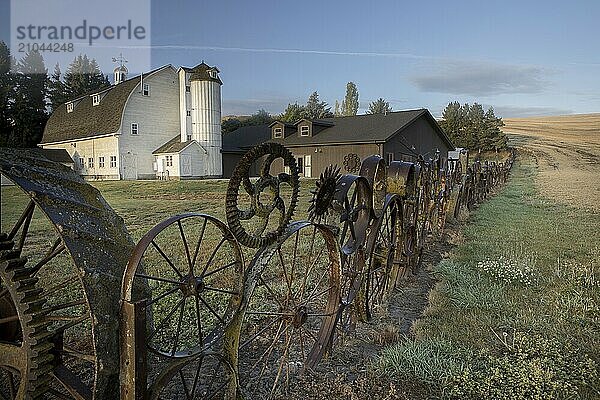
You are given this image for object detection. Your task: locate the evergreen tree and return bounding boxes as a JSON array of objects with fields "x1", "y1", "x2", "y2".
[
  {"x1": 48, "y1": 63, "x2": 67, "y2": 112},
  {"x1": 11, "y1": 50, "x2": 48, "y2": 147},
  {"x1": 244, "y1": 109, "x2": 273, "y2": 126},
  {"x1": 304, "y1": 91, "x2": 333, "y2": 119},
  {"x1": 334, "y1": 100, "x2": 341, "y2": 117},
  {"x1": 367, "y1": 98, "x2": 393, "y2": 114},
  {"x1": 342, "y1": 82, "x2": 359, "y2": 116},
  {"x1": 0, "y1": 42, "x2": 14, "y2": 146},
  {"x1": 279, "y1": 102, "x2": 305, "y2": 123},
  {"x1": 221, "y1": 118, "x2": 242, "y2": 134},
  {"x1": 63, "y1": 54, "x2": 109, "y2": 99},
  {"x1": 439, "y1": 101, "x2": 507, "y2": 151}
]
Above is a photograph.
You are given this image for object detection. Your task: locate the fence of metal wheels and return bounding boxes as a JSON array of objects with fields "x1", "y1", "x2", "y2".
[{"x1": 0, "y1": 144, "x2": 513, "y2": 399}]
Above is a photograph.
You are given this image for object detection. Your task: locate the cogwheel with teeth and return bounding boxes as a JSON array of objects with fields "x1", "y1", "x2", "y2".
[
  {"x1": 0, "y1": 234, "x2": 54, "y2": 400},
  {"x1": 308, "y1": 164, "x2": 341, "y2": 223}
]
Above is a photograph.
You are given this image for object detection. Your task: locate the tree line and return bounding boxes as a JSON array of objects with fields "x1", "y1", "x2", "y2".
[
  {"x1": 439, "y1": 101, "x2": 508, "y2": 151},
  {"x1": 223, "y1": 82, "x2": 395, "y2": 134},
  {"x1": 0, "y1": 41, "x2": 109, "y2": 147}
]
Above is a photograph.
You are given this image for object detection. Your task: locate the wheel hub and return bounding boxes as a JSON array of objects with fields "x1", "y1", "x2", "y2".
[{"x1": 180, "y1": 275, "x2": 205, "y2": 297}]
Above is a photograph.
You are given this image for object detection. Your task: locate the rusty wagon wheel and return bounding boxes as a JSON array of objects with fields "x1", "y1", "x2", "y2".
[
  {"x1": 363, "y1": 194, "x2": 402, "y2": 321},
  {"x1": 226, "y1": 142, "x2": 300, "y2": 249},
  {"x1": 234, "y1": 221, "x2": 341, "y2": 399},
  {"x1": 359, "y1": 155, "x2": 387, "y2": 218},
  {"x1": 121, "y1": 213, "x2": 244, "y2": 398},
  {"x1": 0, "y1": 148, "x2": 134, "y2": 399},
  {"x1": 331, "y1": 175, "x2": 372, "y2": 333}
]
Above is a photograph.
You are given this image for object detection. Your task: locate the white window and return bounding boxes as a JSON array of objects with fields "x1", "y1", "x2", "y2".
[
  {"x1": 98, "y1": 156, "x2": 105, "y2": 168},
  {"x1": 131, "y1": 123, "x2": 138, "y2": 135},
  {"x1": 388, "y1": 153, "x2": 394, "y2": 164},
  {"x1": 186, "y1": 110, "x2": 191, "y2": 117},
  {"x1": 110, "y1": 155, "x2": 117, "y2": 168},
  {"x1": 66, "y1": 102, "x2": 74, "y2": 113},
  {"x1": 300, "y1": 125, "x2": 310, "y2": 136},
  {"x1": 88, "y1": 157, "x2": 94, "y2": 168},
  {"x1": 185, "y1": 85, "x2": 191, "y2": 92},
  {"x1": 166, "y1": 155, "x2": 173, "y2": 167},
  {"x1": 273, "y1": 127, "x2": 283, "y2": 138},
  {"x1": 186, "y1": 134, "x2": 192, "y2": 141},
  {"x1": 79, "y1": 157, "x2": 84, "y2": 168},
  {"x1": 92, "y1": 94, "x2": 100, "y2": 106},
  {"x1": 143, "y1": 83, "x2": 150, "y2": 96}
]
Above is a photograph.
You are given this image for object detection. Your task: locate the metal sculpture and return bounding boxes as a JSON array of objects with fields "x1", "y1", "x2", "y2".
[{"x1": 0, "y1": 143, "x2": 514, "y2": 399}]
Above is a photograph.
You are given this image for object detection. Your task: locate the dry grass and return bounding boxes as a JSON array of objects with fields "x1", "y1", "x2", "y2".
[{"x1": 503, "y1": 113, "x2": 600, "y2": 211}]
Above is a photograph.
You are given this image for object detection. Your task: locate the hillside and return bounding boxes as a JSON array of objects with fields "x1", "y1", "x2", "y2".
[{"x1": 502, "y1": 113, "x2": 600, "y2": 210}]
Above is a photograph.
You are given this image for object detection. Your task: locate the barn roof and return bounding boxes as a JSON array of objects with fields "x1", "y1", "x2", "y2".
[
  {"x1": 42, "y1": 65, "x2": 172, "y2": 144},
  {"x1": 222, "y1": 124, "x2": 271, "y2": 153},
  {"x1": 272, "y1": 109, "x2": 453, "y2": 148},
  {"x1": 152, "y1": 135, "x2": 197, "y2": 154}
]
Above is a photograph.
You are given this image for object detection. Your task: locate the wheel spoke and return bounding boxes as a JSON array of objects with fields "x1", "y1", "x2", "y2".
[
  {"x1": 177, "y1": 220, "x2": 193, "y2": 273},
  {"x1": 172, "y1": 298, "x2": 186, "y2": 356},
  {"x1": 191, "y1": 218, "x2": 208, "y2": 273},
  {"x1": 135, "y1": 272, "x2": 181, "y2": 285},
  {"x1": 145, "y1": 286, "x2": 179, "y2": 307},
  {"x1": 278, "y1": 248, "x2": 295, "y2": 306},
  {"x1": 31, "y1": 238, "x2": 65, "y2": 276},
  {"x1": 8, "y1": 200, "x2": 34, "y2": 241},
  {"x1": 151, "y1": 240, "x2": 184, "y2": 279},
  {"x1": 200, "y1": 237, "x2": 226, "y2": 277},
  {"x1": 203, "y1": 260, "x2": 237, "y2": 279},
  {"x1": 198, "y1": 295, "x2": 224, "y2": 325},
  {"x1": 204, "y1": 286, "x2": 238, "y2": 296},
  {"x1": 148, "y1": 296, "x2": 185, "y2": 341}
]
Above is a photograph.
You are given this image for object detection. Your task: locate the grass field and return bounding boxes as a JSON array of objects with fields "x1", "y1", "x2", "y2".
[{"x1": 377, "y1": 114, "x2": 600, "y2": 398}]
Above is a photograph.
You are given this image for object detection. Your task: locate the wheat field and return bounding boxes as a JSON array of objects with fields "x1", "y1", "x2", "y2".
[{"x1": 503, "y1": 113, "x2": 600, "y2": 211}]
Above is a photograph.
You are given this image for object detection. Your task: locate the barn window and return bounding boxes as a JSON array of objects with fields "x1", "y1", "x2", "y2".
[
  {"x1": 79, "y1": 157, "x2": 84, "y2": 168},
  {"x1": 98, "y1": 156, "x2": 105, "y2": 168},
  {"x1": 88, "y1": 157, "x2": 94, "y2": 168},
  {"x1": 300, "y1": 125, "x2": 310, "y2": 136},
  {"x1": 186, "y1": 110, "x2": 191, "y2": 117},
  {"x1": 186, "y1": 85, "x2": 191, "y2": 92},
  {"x1": 66, "y1": 102, "x2": 74, "y2": 113},
  {"x1": 143, "y1": 83, "x2": 150, "y2": 96},
  {"x1": 187, "y1": 134, "x2": 192, "y2": 141},
  {"x1": 131, "y1": 123, "x2": 138, "y2": 135},
  {"x1": 166, "y1": 155, "x2": 173, "y2": 167},
  {"x1": 110, "y1": 156, "x2": 117, "y2": 168},
  {"x1": 387, "y1": 153, "x2": 394, "y2": 164},
  {"x1": 92, "y1": 94, "x2": 100, "y2": 106},
  {"x1": 273, "y1": 127, "x2": 283, "y2": 138}
]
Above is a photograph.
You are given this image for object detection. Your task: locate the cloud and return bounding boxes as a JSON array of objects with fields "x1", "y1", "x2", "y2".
[
  {"x1": 223, "y1": 98, "x2": 289, "y2": 116},
  {"x1": 411, "y1": 61, "x2": 548, "y2": 96},
  {"x1": 490, "y1": 105, "x2": 573, "y2": 118}
]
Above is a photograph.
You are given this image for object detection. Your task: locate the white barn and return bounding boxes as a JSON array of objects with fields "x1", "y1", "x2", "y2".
[{"x1": 40, "y1": 62, "x2": 223, "y2": 180}]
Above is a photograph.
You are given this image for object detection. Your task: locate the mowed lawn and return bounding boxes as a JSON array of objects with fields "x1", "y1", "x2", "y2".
[{"x1": 377, "y1": 156, "x2": 600, "y2": 399}]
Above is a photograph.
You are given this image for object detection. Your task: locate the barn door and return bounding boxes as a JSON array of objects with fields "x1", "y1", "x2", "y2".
[
  {"x1": 121, "y1": 153, "x2": 138, "y2": 180},
  {"x1": 304, "y1": 155, "x2": 312, "y2": 178},
  {"x1": 181, "y1": 155, "x2": 192, "y2": 176}
]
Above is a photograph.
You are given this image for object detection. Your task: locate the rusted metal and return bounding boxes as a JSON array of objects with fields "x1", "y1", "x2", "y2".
[{"x1": 226, "y1": 142, "x2": 300, "y2": 249}]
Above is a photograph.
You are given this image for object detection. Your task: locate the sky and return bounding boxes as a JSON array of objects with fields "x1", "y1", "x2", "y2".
[{"x1": 1, "y1": 0, "x2": 600, "y2": 118}]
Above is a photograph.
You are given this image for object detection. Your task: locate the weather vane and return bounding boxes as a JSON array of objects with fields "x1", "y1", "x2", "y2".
[{"x1": 112, "y1": 53, "x2": 128, "y2": 68}]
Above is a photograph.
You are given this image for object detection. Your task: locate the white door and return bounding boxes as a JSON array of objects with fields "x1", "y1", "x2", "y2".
[
  {"x1": 121, "y1": 153, "x2": 138, "y2": 180},
  {"x1": 304, "y1": 155, "x2": 312, "y2": 178},
  {"x1": 181, "y1": 155, "x2": 192, "y2": 176}
]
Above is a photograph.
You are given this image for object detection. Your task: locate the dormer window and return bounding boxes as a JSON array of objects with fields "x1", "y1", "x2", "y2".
[
  {"x1": 92, "y1": 94, "x2": 100, "y2": 106},
  {"x1": 66, "y1": 102, "x2": 74, "y2": 113},
  {"x1": 300, "y1": 125, "x2": 310, "y2": 136},
  {"x1": 273, "y1": 127, "x2": 283, "y2": 138},
  {"x1": 208, "y1": 70, "x2": 217, "y2": 79},
  {"x1": 143, "y1": 83, "x2": 150, "y2": 96}
]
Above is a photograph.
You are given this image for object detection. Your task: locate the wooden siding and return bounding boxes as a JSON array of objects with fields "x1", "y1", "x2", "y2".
[
  {"x1": 384, "y1": 117, "x2": 452, "y2": 164},
  {"x1": 270, "y1": 143, "x2": 381, "y2": 177},
  {"x1": 43, "y1": 136, "x2": 120, "y2": 180}
]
